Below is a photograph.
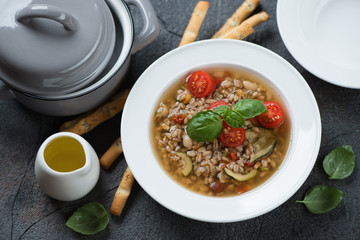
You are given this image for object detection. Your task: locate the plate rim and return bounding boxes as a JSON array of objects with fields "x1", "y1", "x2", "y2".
[{"x1": 277, "y1": 0, "x2": 360, "y2": 89}]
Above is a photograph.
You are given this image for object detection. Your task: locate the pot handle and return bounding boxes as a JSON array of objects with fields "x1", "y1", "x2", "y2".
[
  {"x1": 15, "y1": 4, "x2": 78, "y2": 31},
  {"x1": 124, "y1": 0, "x2": 160, "y2": 53},
  {"x1": 0, "y1": 82, "x2": 14, "y2": 99}
]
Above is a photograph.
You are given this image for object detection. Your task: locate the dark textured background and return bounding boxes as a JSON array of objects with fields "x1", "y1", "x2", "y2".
[{"x1": 1, "y1": 0, "x2": 359, "y2": 239}]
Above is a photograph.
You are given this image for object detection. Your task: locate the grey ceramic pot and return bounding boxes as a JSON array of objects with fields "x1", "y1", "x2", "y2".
[
  {"x1": 0, "y1": 0, "x2": 159, "y2": 116},
  {"x1": 0, "y1": 0, "x2": 116, "y2": 96}
]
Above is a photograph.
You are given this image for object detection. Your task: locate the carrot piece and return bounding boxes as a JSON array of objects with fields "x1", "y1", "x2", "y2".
[
  {"x1": 212, "y1": 0, "x2": 260, "y2": 39},
  {"x1": 241, "y1": 11, "x2": 269, "y2": 28},
  {"x1": 236, "y1": 183, "x2": 251, "y2": 195},
  {"x1": 61, "y1": 88, "x2": 130, "y2": 135},
  {"x1": 221, "y1": 22, "x2": 254, "y2": 40},
  {"x1": 99, "y1": 137, "x2": 123, "y2": 169},
  {"x1": 229, "y1": 152, "x2": 238, "y2": 162},
  {"x1": 215, "y1": 77, "x2": 224, "y2": 86},
  {"x1": 110, "y1": 167, "x2": 135, "y2": 216},
  {"x1": 178, "y1": 1, "x2": 209, "y2": 47}
]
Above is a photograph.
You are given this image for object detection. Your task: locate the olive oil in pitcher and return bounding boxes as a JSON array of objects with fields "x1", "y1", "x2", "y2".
[{"x1": 44, "y1": 136, "x2": 86, "y2": 172}]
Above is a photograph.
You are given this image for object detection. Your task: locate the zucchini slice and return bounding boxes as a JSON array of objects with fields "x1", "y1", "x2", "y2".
[
  {"x1": 224, "y1": 168, "x2": 258, "y2": 181},
  {"x1": 175, "y1": 152, "x2": 193, "y2": 176},
  {"x1": 246, "y1": 127, "x2": 276, "y2": 163}
]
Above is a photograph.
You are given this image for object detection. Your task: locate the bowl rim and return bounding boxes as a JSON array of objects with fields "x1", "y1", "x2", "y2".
[{"x1": 121, "y1": 39, "x2": 322, "y2": 222}]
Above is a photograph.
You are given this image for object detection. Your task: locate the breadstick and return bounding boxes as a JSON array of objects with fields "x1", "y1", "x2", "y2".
[
  {"x1": 59, "y1": 118, "x2": 81, "y2": 132},
  {"x1": 59, "y1": 109, "x2": 99, "y2": 131},
  {"x1": 212, "y1": 0, "x2": 260, "y2": 39},
  {"x1": 241, "y1": 11, "x2": 269, "y2": 28},
  {"x1": 100, "y1": 137, "x2": 123, "y2": 169},
  {"x1": 61, "y1": 88, "x2": 130, "y2": 135},
  {"x1": 59, "y1": 114, "x2": 90, "y2": 131},
  {"x1": 221, "y1": 22, "x2": 254, "y2": 40},
  {"x1": 110, "y1": 167, "x2": 135, "y2": 216},
  {"x1": 179, "y1": 1, "x2": 209, "y2": 47}
]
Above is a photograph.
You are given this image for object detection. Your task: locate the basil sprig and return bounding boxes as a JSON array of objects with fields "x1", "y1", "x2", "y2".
[
  {"x1": 297, "y1": 145, "x2": 355, "y2": 214},
  {"x1": 224, "y1": 110, "x2": 245, "y2": 128},
  {"x1": 233, "y1": 99, "x2": 268, "y2": 118},
  {"x1": 296, "y1": 185, "x2": 343, "y2": 214},
  {"x1": 66, "y1": 202, "x2": 109, "y2": 235},
  {"x1": 323, "y1": 145, "x2": 355, "y2": 179},
  {"x1": 187, "y1": 111, "x2": 223, "y2": 142},
  {"x1": 187, "y1": 99, "x2": 266, "y2": 142}
]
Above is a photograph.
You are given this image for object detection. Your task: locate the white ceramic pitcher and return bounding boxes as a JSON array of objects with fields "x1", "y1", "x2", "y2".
[{"x1": 35, "y1": 132, "x2": 100, "y2": 201}]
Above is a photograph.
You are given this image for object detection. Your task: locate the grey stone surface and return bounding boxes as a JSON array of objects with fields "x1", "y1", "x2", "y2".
[{"x1": 1, "y1": 0, "x2": 359, "y2": 239}]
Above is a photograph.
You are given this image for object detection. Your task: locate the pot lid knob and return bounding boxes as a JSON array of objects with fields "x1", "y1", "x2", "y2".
[{"x1": 0, "y1": 0, "x2": 115, "y2": 96}]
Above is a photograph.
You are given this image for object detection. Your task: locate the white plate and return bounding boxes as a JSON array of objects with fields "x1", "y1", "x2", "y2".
[
  {"x1": 277, "y1": 0, "x2": 360, "y2": 89},
  {"x1": 121, "y1": 40, "x2": 321, "y2": 222}
]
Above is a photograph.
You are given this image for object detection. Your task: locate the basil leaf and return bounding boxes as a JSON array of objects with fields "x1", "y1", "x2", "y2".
[
  {"x1": 323, "y1": 145, "x2": 355, "y2": 179},
  {"x1": 187, "y1": 111, "x2": 223, "y2": 142},
  {"x1": 232, "y1": 99, "x2": 266, "y2": 119},
  {"x1": 224, "y1": 111, "x2": 245, "y2": 128},
  {"x1": 296, "y1": 185, "x2": 343, "y2": 214},
  {"x1": 66, "y1": 202, "x2": 109, "y2": 235},
  {"x1": 213, "y1": 105, "x2": 231, "y2": 117}
]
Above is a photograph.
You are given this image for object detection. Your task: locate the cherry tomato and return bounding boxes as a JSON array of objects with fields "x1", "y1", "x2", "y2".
[
  {"x1": 187, "y1": 71, "x2": 216, "y2": 98},
  {"x1": 256, "y1": 101, "x2": 284, "y2": 128},
  {"x1": 219, "y1": 122, "x2": 246, "y2": 148},
  {"x1": 210, "y1": 180, "x2": 225, "y2": 193},
  {"x1": 170, "y1": 114, "x2": 186, "y2": 124},
  {"x1": 207, "y1": 101, "x2": 231, "y2": 110}
]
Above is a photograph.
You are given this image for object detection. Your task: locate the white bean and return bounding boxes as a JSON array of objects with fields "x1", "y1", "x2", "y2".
[
  {"x1": 243, "y1": 80, "x2": 258, "y2": 91},
  {"x1": 183, "y1": 135, "x2": 193, "y2": 149}
]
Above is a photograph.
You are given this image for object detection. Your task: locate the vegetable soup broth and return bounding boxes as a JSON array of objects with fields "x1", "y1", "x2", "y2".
[{"x1": 152, "y1": 67, "x2": 291, "y2": 197}]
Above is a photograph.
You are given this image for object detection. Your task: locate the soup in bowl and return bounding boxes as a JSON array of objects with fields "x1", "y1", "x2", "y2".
[
  {"x1": 121, "y1": 40, "x2": 321, "y2": 222},
  {"x1": 151, "y1": 66, "x2": 291, "y2": 197}
]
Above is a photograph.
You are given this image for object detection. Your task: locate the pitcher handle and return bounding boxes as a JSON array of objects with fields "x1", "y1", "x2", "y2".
[{"x1": 124, "y1": 0, "x2": 160, "y2": 53}]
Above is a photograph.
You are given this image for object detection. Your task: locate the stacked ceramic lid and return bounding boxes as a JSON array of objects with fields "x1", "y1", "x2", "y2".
[{"x1": 0, "y1": 0, "x2": 115, "y2": 96}]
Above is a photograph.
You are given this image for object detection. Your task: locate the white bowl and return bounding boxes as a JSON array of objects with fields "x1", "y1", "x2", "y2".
[
  {"x1": 277, "y1": 0, "x2": 360, "y2": 89},
  {"x1": 121, "y1": 40, "x2": 321, "y2": 222}
]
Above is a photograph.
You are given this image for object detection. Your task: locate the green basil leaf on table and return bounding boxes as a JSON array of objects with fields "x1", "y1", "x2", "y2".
[
  {"x1": 224, "y1": 110, "x2": 245, "y2": 128},
  {"x1": 66, "y1": 202, "x2": 109, "y2": 235},
  {"x1": 213, "y1": 105, "x2": 231, "y2": 117},
  {"x1": 323, "y1": 145, "x2": 355, "y2": 179},
  {"x1": 232, "y1": 99, "x2": 266, "y2": 118},
  {"x1": 296, "y1": 185, "x2": 343, "y2": 214},
  {"x1": 186, "y1": 110, "x2": 223, "y2": 142}
]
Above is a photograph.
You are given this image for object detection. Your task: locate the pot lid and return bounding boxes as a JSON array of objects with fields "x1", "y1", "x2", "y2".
[{"x1": 0, "y1": 0, "x2": 115, "y2": 96}]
